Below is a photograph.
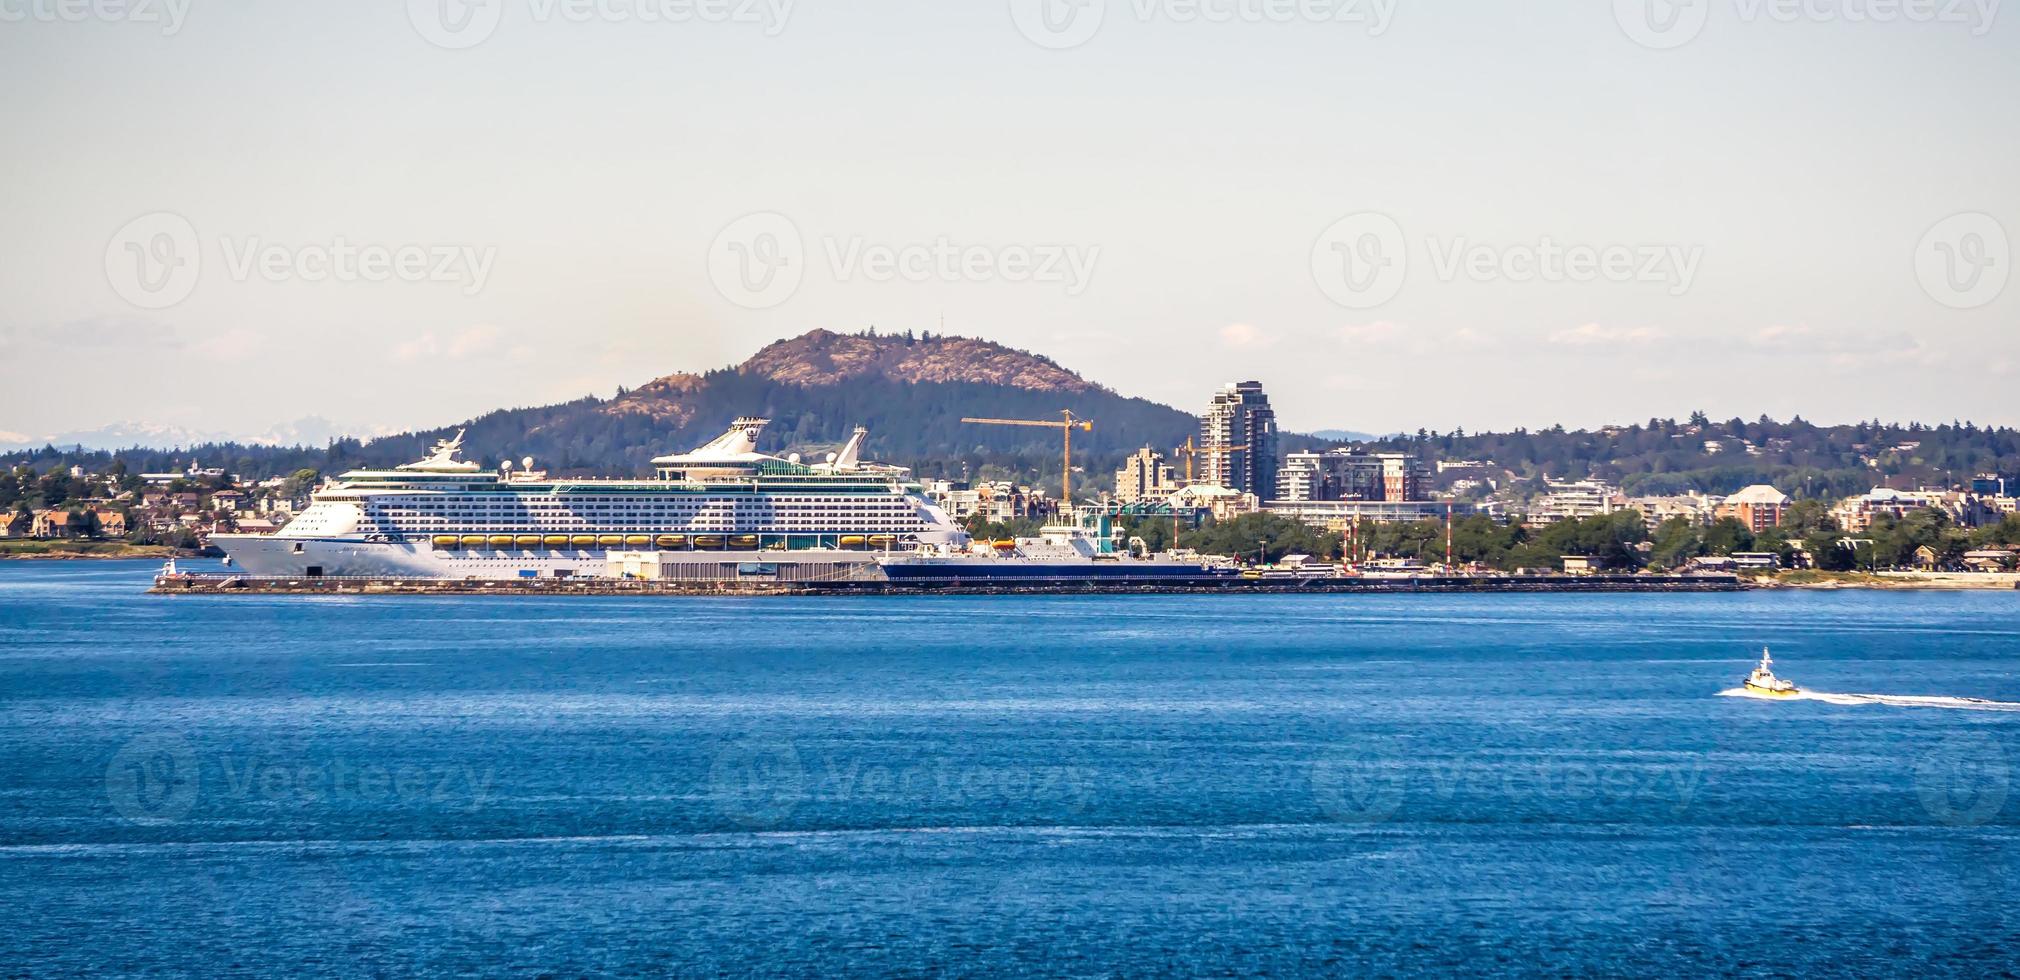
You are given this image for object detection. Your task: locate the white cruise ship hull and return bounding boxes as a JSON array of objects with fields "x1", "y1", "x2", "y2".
[
  {"x1": 212, "y1": 534, "x2": 617, "y2": 579},
  {"x1": 216, "y1": 418, "x2": 970, "y2": 580}
]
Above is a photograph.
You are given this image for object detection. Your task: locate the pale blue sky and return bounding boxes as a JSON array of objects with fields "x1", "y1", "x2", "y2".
[{"x1": 2, "y1": 0, "x2": 2014, "y2": 444}]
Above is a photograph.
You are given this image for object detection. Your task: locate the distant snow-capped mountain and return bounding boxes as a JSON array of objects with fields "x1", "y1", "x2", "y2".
[{"x1": 0, "y1": 416, "x2": 389, "y2": 451}]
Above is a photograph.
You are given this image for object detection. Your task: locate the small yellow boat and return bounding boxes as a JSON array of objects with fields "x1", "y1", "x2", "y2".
[
  {"x1": 543, "y1": 534, "x2": 571, "y2": 548},
  {"x1": 655, "y1": 534, "x2": 686, "y2": 549},
  {"x1": 432, "y1": 535, "x2": 461, "y2": 549},
  {"x1": 571, "y1": 534, "x2": 598, "y2": 547},
  {"x1": 693, "y1": 535, "x2": 725, "y2": 549},
  {"x1": 1744, "y1": 648, "x2": 1800, "y2": 697},
  {"x1": 730, "y1": 535, "x2": 760, "y2": 549},
  {"x1": 488, "y1": 534, "x2": 517, "y2": 548},
  {"x1": 461, "y1": 534, "x2": 490, "y2": 547}
]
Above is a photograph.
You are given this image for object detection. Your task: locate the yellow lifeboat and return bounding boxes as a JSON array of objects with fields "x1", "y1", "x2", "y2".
[
  {"x1": 624, "y1": 534, "x2": 651, "y2": 547},
  {"x1": 730, "y1": 535, "x2": 760, "y2": 549},
  {"x1": 992, "y1": 539, "x2": 1016, "y2": 550},
  {"x1": 693, "y1": 535, "x2": 725, "y2": 549},
  {"x1": 513, "y1": 534, "x2": 542, "y2": 548},
  {"x1": 488, "y1": 534, "x2": 517, "y2": 548},
  {"x1": 655, "y1": 534, "x2": 686, "y2": 549},
  {"x1": 596, "y1": 534, "x2": 624, "y2": 547},
  {"x1": 461, "y1": 534, "x2": 490, "y2": 547},
  {"x1": 868, "y1": 534, "x2": 896, "y2": 548},
  {"x1": 543, "y1": 534, "x2": 571, "y2": 548},
  {"x1": 432, "y1": 535, "x2": 461, "y2": 549},
  {"x1": 839, "y1": 535, "x2": 867, "y2": 548},
  {"x1": 571, "y1": 534, "x2": 598, "y2": 547}
]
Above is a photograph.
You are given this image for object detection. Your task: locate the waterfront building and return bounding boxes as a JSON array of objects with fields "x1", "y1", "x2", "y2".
[
  {"x1": 1274, "y1": 450, "x2": 1427, "y2": 503},
  {"x1": 1200, "y1": 381, "x2": 1278, "y2": 497},
  {"x1": 1830, "y1": 486, "x2": 1996, "y2": 531},
  {"x1": 1113, "y1": 447, "x2": 1178, "y2": 504},
  {"x1": 923, "y1": 480, "x2": 1054, "y2": 524},
  {"x1": 1717, "y1": 484, "x2": 1790, "y2": 532},
  {"x1": 1167, "y1": 483, "x2": 1259, "y2": 521},
  {"x1": 1523, "y1": 481, "x2": 1624, "y2": 525},
  {"x1": 1626, "y1": 493, "x2": 1722, "y2": 529},
  {"x1": 1267, "y1": 498, "x2": 1473, "y2": 529}
]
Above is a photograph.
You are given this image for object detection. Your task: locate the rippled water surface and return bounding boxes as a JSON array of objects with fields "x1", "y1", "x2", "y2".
[{"x1": 3, "y1": 560, "x2": 2018, "y2": 975}]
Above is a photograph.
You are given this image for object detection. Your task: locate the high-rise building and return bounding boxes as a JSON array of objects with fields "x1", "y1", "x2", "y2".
[
  {"x1": 1114, "y1": 447, "x2": 1177, "y2": 504},
  {"x1": 1200, "y1": 381, "x2": 1278, "y2": 496}
]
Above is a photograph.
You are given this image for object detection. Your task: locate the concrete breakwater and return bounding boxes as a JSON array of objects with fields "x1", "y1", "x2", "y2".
[{"x1": 151, "y1": 572, "x2": 1745, "y2": 597}]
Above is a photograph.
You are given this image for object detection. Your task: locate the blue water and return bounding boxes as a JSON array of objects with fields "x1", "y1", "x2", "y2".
[{"x1": 3, "y1": 560, "x2": 2017, "y2": 976}]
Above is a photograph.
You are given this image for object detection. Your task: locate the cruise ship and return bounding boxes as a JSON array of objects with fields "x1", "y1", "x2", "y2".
[{"x1": 210, "y1": 418, "x2": 970, "y2": 579}]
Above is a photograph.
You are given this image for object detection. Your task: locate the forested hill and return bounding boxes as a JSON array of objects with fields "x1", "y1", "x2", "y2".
[
  {"x1": 2, "y1": 330, "x2": 1202, "y2": 486},
  {"x1": 1361, "y1": 414, "x2": 2020, "y2": 499},
  {"x1": 6, "y1": 330, "x2": 2017, "y2": 499}
]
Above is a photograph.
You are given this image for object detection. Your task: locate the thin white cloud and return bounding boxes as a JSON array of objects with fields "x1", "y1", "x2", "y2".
[
  {"x1": 394, "y1": 325, "x2": 505, "y2": 363},
  {"x1": 447, "y1": 324, "x2": 500, "y2": 358},
  {"x1": 1748, "y1": 323, "x2": 1813, "y2": 348},
  {"x1": 1338, "y1": 321, "x2": 1403, "y2": 345},
  {"x1": 1549, "y1": 323, "x2": 1667, "y2": 346},
  {"x1": 1448, "y1": 326, "x2": 1502, "y2": 350},
  {"x1": 1218, "y1": 322, "x2": 1271, "y2": 348}
]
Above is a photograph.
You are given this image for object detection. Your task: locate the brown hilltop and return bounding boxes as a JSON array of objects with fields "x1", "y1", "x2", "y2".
[
  {"x1": 603, "y1": 371, "x2": 705, "y2": 422},
  {"x1": 604, "y1": 329, "x2": 1101, "y2": 419},
  {"x1": 736, "y1": 329, "x2": 1101, "y2": 392}
]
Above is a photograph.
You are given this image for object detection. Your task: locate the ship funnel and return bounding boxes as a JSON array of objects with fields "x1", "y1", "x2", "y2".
[
  {"x1": 690, "y1": 417, "x2": 770, "y2": 456},
  {"x1": 830, "y1": 426, "x2": 868, "y2": 470}
]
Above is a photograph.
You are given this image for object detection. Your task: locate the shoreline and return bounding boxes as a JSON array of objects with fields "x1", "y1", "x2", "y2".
[
  {"x1": 151, "y1": 572, "x2": 1745, "y2": 597},
  {"x1": 1751, "y1": 571, "x2": 2020, "y2": 591},
  {"x1": 0, "y1": 544, "x2": 191, "y2": 561}
]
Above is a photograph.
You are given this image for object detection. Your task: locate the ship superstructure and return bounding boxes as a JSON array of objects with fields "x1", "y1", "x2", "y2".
[{"x1": 211, "y1": 418, "x2": 967, "y2": 578}]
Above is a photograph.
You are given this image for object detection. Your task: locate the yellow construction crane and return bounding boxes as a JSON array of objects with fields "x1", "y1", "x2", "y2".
[
  {"x1": 961, "y1": 411, "x2": 1094, "y2": 504},
  {"x1": 1173, "y1": 435, "x2": 1249, "y2": 485}
]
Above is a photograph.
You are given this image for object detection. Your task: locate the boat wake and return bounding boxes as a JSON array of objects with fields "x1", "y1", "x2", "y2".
[{"x1": 1718, "y1": 688, "x2": 2020, "y2": 711}]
